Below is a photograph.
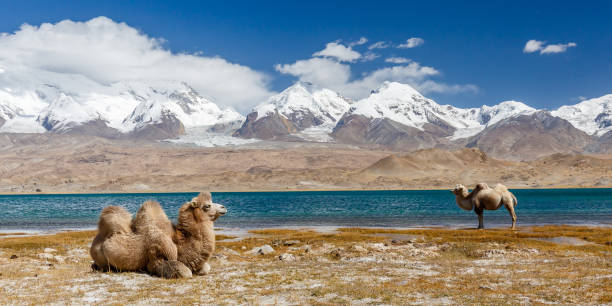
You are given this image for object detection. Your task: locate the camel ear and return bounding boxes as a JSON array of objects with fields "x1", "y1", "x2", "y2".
[{"x1": 189, "y1": 201, "x2": 201, "y2": 208}]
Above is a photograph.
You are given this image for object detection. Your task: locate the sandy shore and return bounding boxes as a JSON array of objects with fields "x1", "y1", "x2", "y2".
[{"x1": 0, "y1": 225, "x2": 610, "y2": 304}]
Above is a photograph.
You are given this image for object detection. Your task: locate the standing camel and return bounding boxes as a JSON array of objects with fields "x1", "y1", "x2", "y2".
[{"x1": 451, "y1": 183, "x2": 518, "y2": 229}]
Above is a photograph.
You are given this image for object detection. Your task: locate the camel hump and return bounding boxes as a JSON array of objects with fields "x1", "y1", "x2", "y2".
[
  {"x1": 132, "y1": 200, "x2": 173, "y2": 235},
  {"x1": 473, "y1": 183, "x2": 489, "y2": 192},
  {"x1": 98, "y1": 206, "x2": 132, "y2": 235},
  {"x1": 493, "y1": 183, "x2": 509, "y2": 192}
]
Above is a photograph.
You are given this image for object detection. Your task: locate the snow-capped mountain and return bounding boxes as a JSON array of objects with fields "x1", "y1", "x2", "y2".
[
  {"x1": 346, "y1": 81, "x2": 536, "y2": 140},
  {"x1": 234, "y1": 82, "x2": 352, "y2": 140},
  {"x1": 0, "y1": 65, "x2": 243, "y2": 139},
  {"x1": 551, "y1": 94, "x2": 612, "y2": 136}
]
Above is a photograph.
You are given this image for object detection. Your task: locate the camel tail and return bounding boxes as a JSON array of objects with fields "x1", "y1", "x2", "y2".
[{"x1": 511, "y1": 193, "x2": 518, "y2": 207}]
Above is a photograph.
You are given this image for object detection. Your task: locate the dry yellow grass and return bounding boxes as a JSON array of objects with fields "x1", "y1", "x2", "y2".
[{"x1": 0, "y1": 226, "x2": 610, "y2": 304}]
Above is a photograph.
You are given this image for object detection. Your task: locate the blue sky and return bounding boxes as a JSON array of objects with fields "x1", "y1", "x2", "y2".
[{"x1": 0, "y1": 0, "x2": 610, "y2": 110}]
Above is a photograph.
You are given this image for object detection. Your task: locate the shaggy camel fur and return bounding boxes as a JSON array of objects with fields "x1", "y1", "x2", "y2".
[
  {"x1": 90, "y1": 201, "x2": 192, "y2": 278},
  {"x1": 90, "y1": 206, "x2": 147, "y2": 272},
  {"x1": 173, "y1": 192, "x2": 227, "y2": 275},
  {"x1": 452, "y1": 183, "x2": 518, "y2": 229},
  {"x1": 90, "y1": 192, "x2": 226, "y2": 278}
]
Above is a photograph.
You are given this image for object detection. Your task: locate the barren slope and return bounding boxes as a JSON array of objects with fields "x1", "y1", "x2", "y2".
[{"x1": 0, "y1": 134, "x2": 611, "y2": 193}]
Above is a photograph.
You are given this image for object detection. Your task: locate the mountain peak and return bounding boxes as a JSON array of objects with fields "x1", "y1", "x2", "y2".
[
  {"x1": 371, "y1": 81, "x2": 422, "y2": 97},
  {"x1": 551, "y1": 94, "x2": 612, "y2": 136}
]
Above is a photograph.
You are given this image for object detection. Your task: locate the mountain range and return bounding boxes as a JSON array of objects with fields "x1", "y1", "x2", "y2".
[
  {"x1": 0, "y1": 67, "x2": 243, "y2": 140},
  {"x1": 1, "y1": 69, "x2": 611, "y2": 159}
]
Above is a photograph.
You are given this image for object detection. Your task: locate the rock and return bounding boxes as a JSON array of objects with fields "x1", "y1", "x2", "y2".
[
  {"x1": 259, "y1": 245, "x2": 275, "y2": 255},
  {"x1": 352, "y1": 245, "x2": 368, "y2": 253},
  {"x1": 283, "y1": 240, "x2": 300, "y2": 246},
  {"x1": 245, "y1": 244, "x2": 275, "y2": 255},
  {"x1": 10, "y1": 255, "x2": 18, "y2": 259},
  {"x1": 279, "y1": 253, "x2": 296, "y2": 261},
  {"x1": 37, "y1": 253, "x2": 54, "y2": 260},
  {"x1": 44, "y1": 248, "x2": 57, "y2": 253},
  {"x1": 54, "y1": 256, "x2": 65, "y2": 264},
  {"x1": 66, "y1": 248, "x2": 87, "y2": 257},
  {"x1": 391, "y1": 239, "x2": 399, "y2": 244},
  {"x1": 241, "y1": 246, "x2": 247, "y2": 250},
  {"x1": 367, "y1": 243, "x2": 388, "y2": 252}
]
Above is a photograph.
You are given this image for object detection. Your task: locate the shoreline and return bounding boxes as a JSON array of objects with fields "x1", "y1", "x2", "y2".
[
  {"x1": 2, "y1": 185, "x2": 612, "y2": 196},
  {"x1": 3, "y1": 223, "x2": 612, "y2": 237}
]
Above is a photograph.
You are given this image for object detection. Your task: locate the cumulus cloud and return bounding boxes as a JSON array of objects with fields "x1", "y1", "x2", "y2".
[
  {"x1": 276, "y1": 50, "x2": 476, "y2": 99},
  {"x1": 523, "y1": 39, "x2": 545, "y2": 53},
  {"x1": 541, "y1": 42, "x2": 577, "y2": 54},
  {"x1": 523, "y1": 39, "x2": 577, "y2": 55},
  {"x1": 274, "y1": 57, "x2": 350, "y2": 89},
  {"x1": 368, "y1": 41, "x2": 389, "y2": 50},
  {"x1": 385, "y1": 57, "x2": 412, "y2": 64},
  {"x1": 313, "y1": 42, "x2": 361, "y2": 62},
  {"x1": 397, "y1": 37, "x2": 424, "y2": 48},
  {"x1": 0, "y1": 17, "x2": 272, "y2": 112},
  {"x1": 349, "y1": 37, "x2": 368, "y2": 47}
]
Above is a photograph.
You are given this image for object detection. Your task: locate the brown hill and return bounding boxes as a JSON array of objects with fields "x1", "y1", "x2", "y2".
[{"x1": 466, "y1": 111, "x2": 594, "y2": 160}]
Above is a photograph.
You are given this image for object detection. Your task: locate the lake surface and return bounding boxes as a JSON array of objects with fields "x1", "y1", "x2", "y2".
[{"x1": 0, "y1": 189, "x2": 611, "y2": 232}]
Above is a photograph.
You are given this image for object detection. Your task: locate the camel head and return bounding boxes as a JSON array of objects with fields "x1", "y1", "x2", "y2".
[
  {"x1": 451, "y1": 184, "x2": 468, "y2": 195},
  {"x1": 188, "y1": 192, "x2": 227, "y2": 222}
]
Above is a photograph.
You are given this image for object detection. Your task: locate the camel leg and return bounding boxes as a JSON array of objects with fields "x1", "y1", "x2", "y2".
[
  {"x1": 505, "y1": 203, "x2": 517, "y2": 230},
  {"x1": 147, "y1": 259, "x2": 192, "y2": 279},
  {"x1": 475, "y1": 207, "x2": 484, "y2": 229}
]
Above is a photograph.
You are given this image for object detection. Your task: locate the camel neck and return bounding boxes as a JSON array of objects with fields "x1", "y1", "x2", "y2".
[{"x1": 199, "y1": 221, "x2": 216, "y2": 252}]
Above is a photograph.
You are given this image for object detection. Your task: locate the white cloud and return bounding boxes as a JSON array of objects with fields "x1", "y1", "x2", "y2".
[
  {"x1": 277, "y1": 53, "x2": 476, "y2": 99},
  {"x1": 349, "y1": 37, "x2": 368, "y2": 46},
  {"x1": 385, "y1": 57, "x2": 412, "y2": 64},
  {"x1": 313, "y1": 42, "x2": 361, "y2": 62},
  {"x1": 368, "y1": 41, "x2": 389, "y2": 50},
  {"x1": 0, "y1": 17, "x2": 272, "y2": 112},
  {"x1": 523, "y1": 39, "x2": 577, "y2": 55},
  {"x1": 362, "y1": 52, "x2": 380, "y2": 62},
  {"x1": 397, "y1": 37, "x2": 424, "y2": 48},
  {"x1": 274, "y1": 57, "x2": 350, "y2": 89},
  {"x1": 523, "y1": 39, "x2": 545, "y2": 53},
  {"x1": 541, "y1": 42, "x2": 576, "y2": 54}
]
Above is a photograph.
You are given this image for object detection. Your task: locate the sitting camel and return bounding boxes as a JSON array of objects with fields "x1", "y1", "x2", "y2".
[
  {"x1": 451, "y1": 183, "x2": 518, "y2": 229},
  {"x1": 90, "y1": 192, "x2": 226, "y2": 278}
]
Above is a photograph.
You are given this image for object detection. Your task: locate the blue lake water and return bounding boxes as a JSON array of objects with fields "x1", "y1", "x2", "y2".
[{"x1": 0, "y1": 189, "x2": 611, "y2": 231}]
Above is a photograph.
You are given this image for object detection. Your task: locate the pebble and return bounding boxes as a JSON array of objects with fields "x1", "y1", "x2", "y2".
[
  {"x1": 10, "y1": 255, "x2": 18, "y2": 259},
  {"x1": 283, "y1": 240, "x2": 300, "y2": 246},
  {"x1": 278, "y1": 253, "x2": 296, "y2": 261},
  {"x1": 43, "y1": 248, "x2": 57, "y2": 254},
  {"x1": 54, "y1": 256, "x2": 65, "y2": 264},
  {"x1": 258, "y1": 245, "x2": 275, "y2": 255},
  {"x1": 37, "y1": 253, "x2": 54, "y2": 260},
  {"x1": 245, "y1": 244, "x2": 275, "y2": 255}
]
